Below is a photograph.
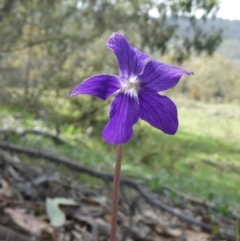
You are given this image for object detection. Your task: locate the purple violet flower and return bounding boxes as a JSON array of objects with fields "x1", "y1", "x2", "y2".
[{"x1": 70, "y1": 33, "x2": 193, "y2": 144}]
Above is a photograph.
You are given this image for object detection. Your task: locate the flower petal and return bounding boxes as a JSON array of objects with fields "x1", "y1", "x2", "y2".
[
  {"x1": 70, "y1": 74, "x2": 121, "y2": 100},
  {"x1": 139, "y1": 60, "x2": 193, "y2": 92},
  {"x1": 102, "y1": 92, "x2": 139, "y2": 144},
  {"x1": 107, "y1": 33, "x2": 150, "y2": 78},
  {"x1": 139, "y1": 89, "x2": 178, "y2": 135}
]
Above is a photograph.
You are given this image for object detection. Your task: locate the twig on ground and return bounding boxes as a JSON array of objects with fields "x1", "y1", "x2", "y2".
[
  {"x1": 162, "y1": 185, "x2": 214, "y2": 207},
  {"x1": 0, "y1": 196, "x2": 44, "y2": 207},
  {"x1": 201, "y1": 159, "x2": 240, "y2": 174},
  {"x1": 0, "y1": 129, "x2": 74, "y2": 147}
]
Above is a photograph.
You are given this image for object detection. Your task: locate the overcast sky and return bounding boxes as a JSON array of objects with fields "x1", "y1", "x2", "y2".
[
  {"x1": 149, "y1": 0, "x2": 240, "y2": 20},
  {"x1": 217, "y1": 0, "x2": 240, "y2": 20}
]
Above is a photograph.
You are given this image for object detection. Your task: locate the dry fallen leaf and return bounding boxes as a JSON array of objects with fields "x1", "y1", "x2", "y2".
[
  {"x1": 0, "y1": 179, "x2": 14, "y2": 198},
  {"x1": 4, "y1": 208, "x2": 54, "y2": 236},
  {"x1": 185, "y1": 230, "x2": 210, "y2": 241},
  {"x1": 46, "y1": 197, "x2": 77, "y2": 227}
]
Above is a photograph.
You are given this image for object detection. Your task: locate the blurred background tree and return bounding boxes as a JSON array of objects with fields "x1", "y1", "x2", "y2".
[{"x1": 1, "y1": 0, "x2": 238, "y2": 133}]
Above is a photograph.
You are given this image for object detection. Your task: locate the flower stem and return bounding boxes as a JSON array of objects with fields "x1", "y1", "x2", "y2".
[{"x1": 110, "y1": 144, "x2": 124, "y2": 241}]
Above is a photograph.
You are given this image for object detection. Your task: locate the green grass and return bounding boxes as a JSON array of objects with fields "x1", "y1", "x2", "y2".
[{"x1": 1, "y1": 98, "x2": 240, "y2": 216}]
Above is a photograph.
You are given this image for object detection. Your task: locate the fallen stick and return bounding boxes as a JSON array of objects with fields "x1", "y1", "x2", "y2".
[
  {"x1": 0, "y1": 140, "x2": 235, "y2": 240},
  {"x1": 201, "y1": 159, "x2": 240, "y2": 174},
  {"x1": 162, "y1": 185, "x2": 214, "y2": 207},
  {"x1": 0, "y1": 129, "x2": 73, "y2": 147}
]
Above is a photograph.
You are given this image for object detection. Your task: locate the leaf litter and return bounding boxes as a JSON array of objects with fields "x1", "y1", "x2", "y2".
[{"x1": 0, "y1": 147, "x2": 237, "y2": 241}]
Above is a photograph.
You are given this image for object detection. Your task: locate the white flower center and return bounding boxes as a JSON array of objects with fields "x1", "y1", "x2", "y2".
[{"x1": 121, "y1": 76, "x2": 140, "y2": 96}]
